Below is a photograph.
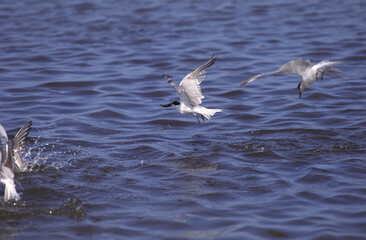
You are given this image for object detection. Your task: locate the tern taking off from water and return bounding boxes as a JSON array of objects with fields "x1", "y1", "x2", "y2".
[
  {"x1": 239, "y1": 59, "x2": 342, "y2": 98},
  {"x1": 0, "y1": 121, "x2": 32, "y2": 201},
  {"x1": 161, "y1": 55, "x2": 222, "y2": 123}
]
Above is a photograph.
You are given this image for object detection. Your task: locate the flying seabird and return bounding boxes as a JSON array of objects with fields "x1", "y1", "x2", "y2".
[
  {"x1": 240, "y1": 59, "x2": 342, "y2": 98},
  {"x1": 161, "y1": 55, "x2": 222, "y2": 123}
]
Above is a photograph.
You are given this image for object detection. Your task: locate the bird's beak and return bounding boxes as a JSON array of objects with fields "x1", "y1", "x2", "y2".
[{"x1": 161, "y1": 103, "x2": 172, "y2": 108}]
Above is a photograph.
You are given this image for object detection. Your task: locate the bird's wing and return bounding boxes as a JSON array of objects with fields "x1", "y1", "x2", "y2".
[
  {"x1": 12, "y1": 121, "x2": 32, "y2": 172},
  {"x1": 240, "y1": 59, "x2": 312, "y2": 86},
  {"x1": 4, "y1": 147, "x2": 15, "y2": 171},
  {"x1": 186, "y1": 54, "x2": 216, "y2": 84},
  {"x1": 179, "y1": 55, "x2": 216, "y2": 106},
  {"x1": 0, "y1": 125, "x2": 8, "y2": 171},
  {"x1": 277, "y1": 59, "x2": 312, "y2": 76},
  {"x1": 163, "y1": 74, "x2": 180, "y2": 95},
  {"x1": 13, "y1": 121, "x2": 32, "y2": 151},
  {"x1": 313, "y1": 60, "x2": 342, "y2": 72},
  {"x1": 239, "y1": 70, "x2": 279, "y2": 86},
  {"x1": 163, "y1": 74, "x2": 194, "y2": 107}
]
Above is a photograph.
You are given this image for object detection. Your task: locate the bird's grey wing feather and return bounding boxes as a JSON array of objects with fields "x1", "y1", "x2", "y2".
[
  {"x1": 314, "y1": 60, "x2": 344, "y2": 81},
  {"x1": 277, "y1": 59, "x2": 312, "y2": 76},
  {"x1": 4, "y1": 147, "x2": 15, "y2": 170},
  {"x1": 178, "y1": 89, "x2": 196, "y2": 107},
  {"x1": 314, "y1": 60, "x2": 342, "y2": 71},
  {"x1": 240, "y1": 59, "x2": 312, "y2": 86},
  {"x1": 13, "y1": 121, "x2": 32, "y2": 151},
  {"x1": 186, "y1": 54, "x2": 216, "y2": 84},
  {"x1": 239, "y1": 71, "x2": 280, "y2": 86},
  {"x1": 179, "y1": 55, "x2": 216, "y2": 106},
  {"x1": 12, "y1": 121, "x2": 32, "y2": 172},
  {"x1": 0, "y1": 125, "x2": 8, "y2": 167},
  {"x1": 179, "y1": 75, "x2": 204, "y2": 106},
  {"x1": 163, "y1": 75, "x2": 193, "y2": 106}
]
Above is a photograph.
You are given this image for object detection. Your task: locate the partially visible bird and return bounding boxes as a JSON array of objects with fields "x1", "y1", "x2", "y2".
[
  {"x1": 161, "y1": 55, "x2": 222, "y2": 123},
  {"x1": 239, "y1": 59, "x2": 342, "y2": 98},
  {"x1": 0, "y1": 121, "x2": 32, "y2": 201}
]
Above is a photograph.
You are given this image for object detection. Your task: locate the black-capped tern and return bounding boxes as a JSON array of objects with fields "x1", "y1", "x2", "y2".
[
  {"x1": 161, "y1": 55, "x2": 222, "y2": 123},
  {"x1": 240, "y1": 59, "x2": 342, "y2": 98}
]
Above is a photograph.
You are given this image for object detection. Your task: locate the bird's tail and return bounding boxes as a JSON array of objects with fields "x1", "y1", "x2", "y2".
[
  {"x1": 195, "y1": 106, "x2": 222, "y2": 120},
  {"x1": 1, "y1": 167, "x2": 20, "y2": 202}
]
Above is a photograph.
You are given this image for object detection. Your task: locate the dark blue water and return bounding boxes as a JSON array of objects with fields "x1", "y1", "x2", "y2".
[{"x1": 1, "y1": 0, "x2": 366, "y2": 239}]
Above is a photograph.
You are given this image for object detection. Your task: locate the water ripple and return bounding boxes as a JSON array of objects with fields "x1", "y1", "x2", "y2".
[{"x1": 1, "y1": 0, "x2": 366, "y2": 239}]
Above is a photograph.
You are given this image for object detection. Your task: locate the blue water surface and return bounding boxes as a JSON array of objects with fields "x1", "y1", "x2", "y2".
[{"x1": 1, "y1": 0, "x2": 366, "y2": 239}]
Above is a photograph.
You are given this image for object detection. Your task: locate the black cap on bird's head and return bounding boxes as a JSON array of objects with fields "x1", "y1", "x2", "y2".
[{"x1": 161, "y1": 101, "x2": 180, "y2": 108}]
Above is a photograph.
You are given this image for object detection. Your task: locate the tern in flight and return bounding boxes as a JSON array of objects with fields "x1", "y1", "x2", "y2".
[
  {"x1": 161, "y1": 55, "x2": 222, "y2": 123},
  {"x1": 239, "y1": 59, "x2": 342, "y2": 98},
  {"x1": 0, "y1": 121, "x2": 32, "y2": 201}
]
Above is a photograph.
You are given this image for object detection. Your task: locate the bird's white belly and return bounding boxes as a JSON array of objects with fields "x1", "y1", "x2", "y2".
[
  {"x1": 178, "y1": 104, "x2": 194, "y2": 115},
  {"x1": 303, "y1": 70, "x2": 317, "y2": 87}
]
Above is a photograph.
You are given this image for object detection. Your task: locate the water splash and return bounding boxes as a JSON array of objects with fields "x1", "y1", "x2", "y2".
[{"x1": 22, "y1": 136, "x2": 92, "y2": 172}]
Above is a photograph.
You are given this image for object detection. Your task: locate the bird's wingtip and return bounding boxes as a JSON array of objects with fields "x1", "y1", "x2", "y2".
[
  {"x1": 239, "y1": 75, "x2": 258, "y2": 86},
  {"x1": 239, "y1": 81, "x2": 247, "y2": 87},
  {"x1": 206, "y1": 54, "x2": 217, "y2": 65}
]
